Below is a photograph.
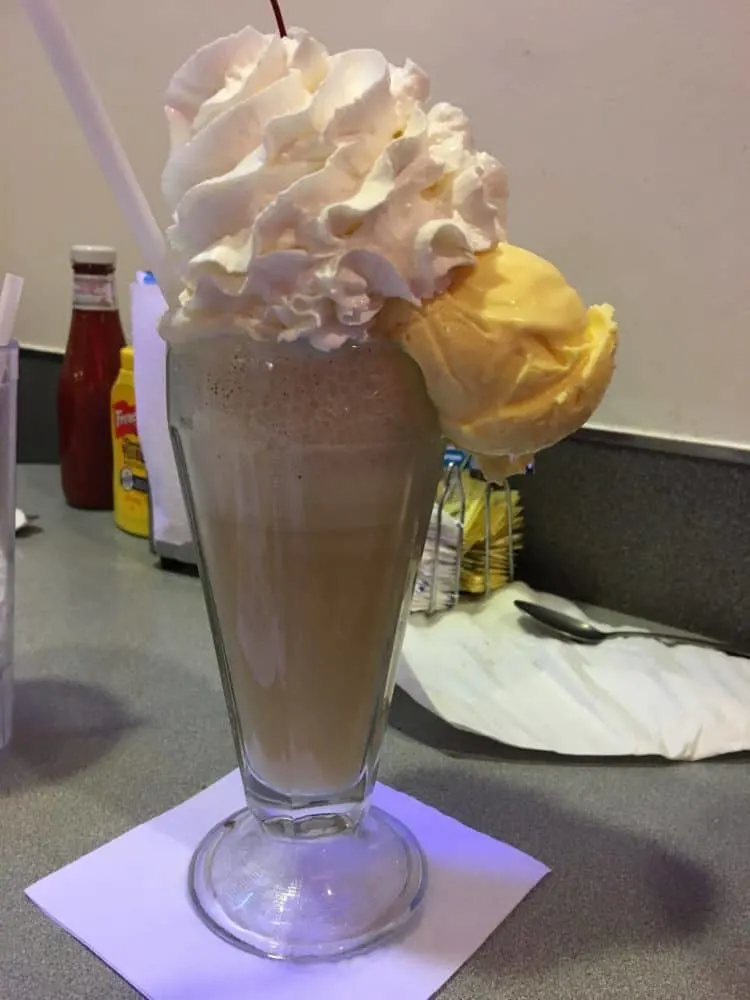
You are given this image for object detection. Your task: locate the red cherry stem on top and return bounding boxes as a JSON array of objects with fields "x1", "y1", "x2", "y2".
[{"x1": 269, "y1": 0, "x2": 288, "y2": 36}]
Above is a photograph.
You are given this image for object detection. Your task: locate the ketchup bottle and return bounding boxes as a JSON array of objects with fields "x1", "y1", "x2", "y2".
[{"x1": 58, "y1": 246, "x2": 126, "y2": 509}]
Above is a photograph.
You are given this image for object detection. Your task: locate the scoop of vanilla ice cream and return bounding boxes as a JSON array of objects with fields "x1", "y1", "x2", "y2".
[
  {"x1": 162, "y1": 26, "x2": 507, "y2": 348},
  {"x1": 375, "y1": 243, "x2": 617, "y2": 480}
]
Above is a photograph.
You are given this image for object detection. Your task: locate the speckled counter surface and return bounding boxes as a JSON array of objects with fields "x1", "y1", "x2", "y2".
[{"x1": 1, "y1": 466, "x2": 748, "y2": 1000}]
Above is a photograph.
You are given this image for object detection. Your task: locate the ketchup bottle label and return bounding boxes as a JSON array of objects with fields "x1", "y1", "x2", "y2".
[{"x1": 73, "y1": 274, "x2": 117, "y2": 312}]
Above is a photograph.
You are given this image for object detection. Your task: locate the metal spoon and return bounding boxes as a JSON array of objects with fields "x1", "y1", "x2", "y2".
[{"x1": 514, "y1": 600, "x2": 749, "y2": 658}]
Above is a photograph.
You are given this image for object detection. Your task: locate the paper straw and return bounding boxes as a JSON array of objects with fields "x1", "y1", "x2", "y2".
[
  {"x1": 0, "y1": 275, "x2": 24, "y2": 348},
  {"x1": 21, "y1": 0, "x2": 180, "y2": 308}
]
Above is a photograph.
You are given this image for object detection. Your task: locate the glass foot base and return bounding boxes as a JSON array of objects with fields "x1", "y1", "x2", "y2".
[{"x1": 189, "y1": 804, "x2": 427, "y2": 961}]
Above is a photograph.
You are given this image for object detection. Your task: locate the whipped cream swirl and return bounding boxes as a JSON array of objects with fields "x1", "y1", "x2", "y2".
[{"x1": 162, "y1": 26, "x2": 508, "y2": 348}]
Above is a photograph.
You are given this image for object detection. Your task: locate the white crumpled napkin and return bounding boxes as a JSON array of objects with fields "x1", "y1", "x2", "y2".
[{"x1": 400, "y1": 582, "x2": 750, "y2": 760}]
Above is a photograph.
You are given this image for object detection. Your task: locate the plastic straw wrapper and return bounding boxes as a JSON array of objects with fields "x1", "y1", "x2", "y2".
[
  {"x1": 0, "y1": 275, "x2": 23, "y2": 349},
  {"x1": 0, "y1": 274, "x2": 24, "y2": 386}
]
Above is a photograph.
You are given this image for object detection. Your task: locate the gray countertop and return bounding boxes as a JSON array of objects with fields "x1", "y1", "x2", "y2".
[{"x1": 1, "y1": 466, "x2": 748, "y2": 1000}]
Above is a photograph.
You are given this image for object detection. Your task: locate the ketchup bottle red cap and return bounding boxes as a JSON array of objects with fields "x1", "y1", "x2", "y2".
[{"x1": 71, "y1": 245, "x2": 117, "y2": 266}]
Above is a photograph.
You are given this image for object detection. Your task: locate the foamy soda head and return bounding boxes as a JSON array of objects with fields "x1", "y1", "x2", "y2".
[
  {"x1": 161, "y1": 26, "x2": 507, "y2": 348},
  {"x1": 168, "y1": 334, "x2": 440, "y2": 452}
]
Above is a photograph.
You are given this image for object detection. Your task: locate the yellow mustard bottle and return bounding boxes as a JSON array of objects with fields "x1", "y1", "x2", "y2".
[{"x1": 110, "y1": 346, "x2": 149, "y2": 538}]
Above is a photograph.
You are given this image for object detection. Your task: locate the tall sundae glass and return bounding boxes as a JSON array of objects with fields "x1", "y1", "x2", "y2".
[
  {"x1": 168, "y1": 333, "x2": 443, "y2": 958},
  {"x1": 157, "y1": 23, "x2": 506, "y2": 959},
  {"x1": 159, "y1": 18, "x2": 615, "y2": 962}
]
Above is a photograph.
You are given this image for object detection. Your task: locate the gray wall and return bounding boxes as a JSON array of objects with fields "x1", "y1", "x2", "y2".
[
  {"x1": 519, "y1": 436, "x2": 750, "y2": 648},
  {"x1": 18, "y1": 349, "x2": 61, "y2": 465}
]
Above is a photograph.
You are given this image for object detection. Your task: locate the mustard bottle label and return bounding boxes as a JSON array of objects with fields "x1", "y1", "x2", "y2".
[{"x1": 112, "y1": 390, "x2": 150, "y2": 538}]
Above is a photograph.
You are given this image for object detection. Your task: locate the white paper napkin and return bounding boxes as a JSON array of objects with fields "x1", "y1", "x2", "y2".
[
  {"x1": 412, "y1": 506, "x2": 462, "y2": 614},
  {"x1": 27, "y1": 771, "x2": 548, "y2": 1000},
  {"x1": 131, "y1": 279, "x2": 191, "y2": 550},
  {"x1": 401, "y1": 582, "x2": 750, "y2": 760}
]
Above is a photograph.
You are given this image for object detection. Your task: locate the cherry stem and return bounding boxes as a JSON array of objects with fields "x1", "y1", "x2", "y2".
[{"x1": 269, "y1": 0, "x2": 288, "y2": 36}]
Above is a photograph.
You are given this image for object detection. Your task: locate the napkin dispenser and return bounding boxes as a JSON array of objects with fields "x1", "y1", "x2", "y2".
[{"x1": 131, "y1": 275, "x2": 196, "y2": 568}]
